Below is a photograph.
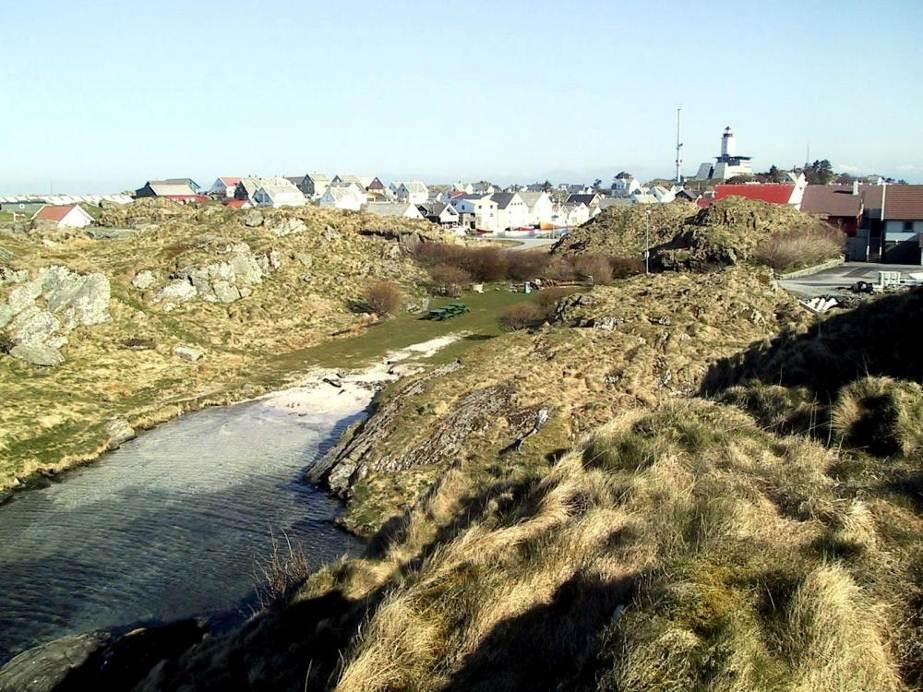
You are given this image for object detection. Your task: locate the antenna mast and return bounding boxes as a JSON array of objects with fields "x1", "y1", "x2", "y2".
[{"x1": 674, "y1": 106, "x2": 683, "y2": 184}]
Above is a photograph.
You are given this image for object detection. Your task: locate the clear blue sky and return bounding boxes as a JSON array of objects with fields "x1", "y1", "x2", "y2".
[{"x1": 2, "y1": 0, "x2": 922, "y2": 193}]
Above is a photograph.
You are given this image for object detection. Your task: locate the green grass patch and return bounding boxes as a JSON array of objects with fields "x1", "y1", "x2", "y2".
[{"x1": 272, "y1": 288, "x2": 533, "y2": 371}]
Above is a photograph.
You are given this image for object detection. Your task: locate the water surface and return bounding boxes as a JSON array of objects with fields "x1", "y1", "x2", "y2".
[{"x1": 0, "y1": 393, "x2": 364, "y2": 664}]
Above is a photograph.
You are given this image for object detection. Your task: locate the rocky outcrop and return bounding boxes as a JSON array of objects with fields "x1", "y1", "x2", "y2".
[
  {"x1": 150, "y1": 242, "x2": 281, "y2": 305},
  {"x1": 104, "y1": 418, "x2": 136, "y2": 450},
  {"x1": 304, "y1": 363, "x2": 521, "y2": 497},
  {"x1": 0, "y1": 266, "x2": 111, "y2": 366},
  {"x1": 0, "y1": 632, "x2": 110, "y2": 692}
]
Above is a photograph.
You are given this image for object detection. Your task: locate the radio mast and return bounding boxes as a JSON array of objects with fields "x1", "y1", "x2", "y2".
[{"x1": 674, "y1": 107, "x2": 683, "y2": 183}]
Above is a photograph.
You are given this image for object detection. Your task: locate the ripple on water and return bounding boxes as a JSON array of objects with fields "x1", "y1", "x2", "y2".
[{"x1": 0, "y1": 394, "x2": 365, "y2": 665}]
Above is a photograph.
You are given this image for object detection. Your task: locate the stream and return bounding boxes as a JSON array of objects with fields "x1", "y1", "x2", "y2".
[{"x1": 0, "y1": 385, "x2": 369, "y2": 665}]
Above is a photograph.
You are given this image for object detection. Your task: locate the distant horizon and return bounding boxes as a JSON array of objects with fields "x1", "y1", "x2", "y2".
[{"x1": 3, "y1": 0, "x2": 921, "y2": 195}]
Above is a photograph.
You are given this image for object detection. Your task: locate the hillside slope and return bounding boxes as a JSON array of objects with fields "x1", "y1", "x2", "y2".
[{"x1": 0, "y1": 200, "x2": 445, "y2": 489}]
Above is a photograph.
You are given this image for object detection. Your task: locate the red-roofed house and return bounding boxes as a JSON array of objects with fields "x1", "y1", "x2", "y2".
[
  {"x1": 208, "y1": 177, "x2": 242, "y2": 199},
  {"x1": 715, "y1": 183, "x2": 798, "y2": 206},
  {"x1": 31, "y1": 204, "x2": 94, "y2": 229},
  {"x1": 225, "y1": 198, "x2": 251, "y2": 210}
]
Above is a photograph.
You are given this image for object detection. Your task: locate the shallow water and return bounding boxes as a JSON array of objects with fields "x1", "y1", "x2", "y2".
[{"x1": 0, "y1": 392, "x2": 365, "y2": 664}]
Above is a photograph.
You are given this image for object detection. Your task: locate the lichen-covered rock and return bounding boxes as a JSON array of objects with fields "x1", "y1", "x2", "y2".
[
  {"x1": 0, "y1": 632, "x2": 110, "y2": 692},
  {"x1": 156, "y1": 279, "x2": 197, "y2": 303},
  {"x1": 132, "y1": 270, "x2": 158, "y2": 290},
  {"x1": 243, "y1": 209, "x2": 264, "y2": 227},
  {"x1": 9, "y1": 342, "x2": 65, "y2": 367},
  {"x1": 174, "y1": 345, "x2": 203, "y2": 362},
  {"x1": 269, "y1": 218, "x2": 306, "y2": 237},
  {"x1": 9, "y1": 307, "x2": 60, "y2": 346},
  {"x1": 105, "y1": 418, "x2": 137, "y2": 450}
]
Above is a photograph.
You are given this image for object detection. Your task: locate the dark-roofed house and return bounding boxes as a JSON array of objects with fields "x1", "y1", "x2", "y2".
[
  {"x1": 874, "y1": 184, "x2": 923, "y2": 264},
  {"x1": 490, "y1": 192, "x2": 529, "y2": 230},
  {"x1": 417, "y1": 201, "x2": 460, "y2": 228},
  {"x1": 135, "y1": 180, "x2": 201, "y2": 201},
  {"x1": 565, "y1": 193, "x2": 602, "y2": 210}
]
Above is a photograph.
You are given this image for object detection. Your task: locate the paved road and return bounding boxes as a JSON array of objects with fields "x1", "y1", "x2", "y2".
[
  {"x1": 780, "y1": 262, "x2": 922, "y2": 298},
  {"x1": 475, "y1": 235, "x2": 561, "y2": 251}
]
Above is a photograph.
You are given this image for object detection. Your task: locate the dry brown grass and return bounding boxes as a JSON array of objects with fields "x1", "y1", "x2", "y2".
[
  {"x1": 832, "y1": 376, "x2": 923, "y2": 457},
  {"x1": 363, "y1": 280, "x2": 403, "y2": 316},
  {"x1": 499, "y1": 302, "x2": 545, "y2": 331},
  {"x1": 328, "y1": 401, "x2": 915, "y2": 691},
  {"x1": 754, "y1": 225, "x2": 846, "y2": 272}
]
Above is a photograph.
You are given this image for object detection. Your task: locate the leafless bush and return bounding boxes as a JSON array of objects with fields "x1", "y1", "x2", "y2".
[
  {"x1": 572, "y1": 255, "x2": 614, "y2": 284},
  {"x1": 500, "y1": 302, "x2": 546, "y2": 330},
  {"x1": 254, "y1": 531, "x2": 312, "y2": 610},
  {"x1": 542, "y1": 257, "x2": 577, "y2": 283},
  {"x1": 507, "y1": 251, "x2": 551, "y2": 281},
  {"x1": 428, "y1": 264, "x2": 470, "y2": 297},
  {"x1": 364, "y1": 280, "x2": 403, "y2": 316},
  {"x1": 609, "y1": 255, "x2": 645, "y2": 278},
  {"x1": 754, "y1": 226, "x2": 846, "y2": 272}
]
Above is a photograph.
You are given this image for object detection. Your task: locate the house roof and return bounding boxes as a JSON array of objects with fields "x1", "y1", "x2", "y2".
[
  {"x1": 219, "y1": 177, "x2": 241, "y2": 186},
  {"x1": 145, "y1": 181, "x2": 199, "y2": 197},
  {"x1": 225, "y1": 199, "x2": 248, "y2": 209},
  {"x1": 881, "y1": 185, "x2": 923, "y2": 220},
  {"x1": 363, "y1": 202, "x2": 417, "y2": 217},
  {"x1": 255, "y1": 177, "x2": 304, "y2": 199},
  {"x1": 326, "y1": 186, "x2": 364, "y2": 201},
  {"x1": 714, "y1": 183, "x2": 795, "y2": 205},
  {"x1": 800, "y1": 185, "x2": 863, "y2": 217},
  {"x1": 33, "y1": 204, "x2": 81, "y2": 222},
  {"x1": 418, "y1": 202, "x2": 457, "y2": 216},
  {"x1": 490, "y1": 192, "x2": 519, "y2": 209},
  {"x1": 308, "y1": 172, "x2": 331, "y2": 183},
  {"x1": 517, "y1": 191, "x2": 547, "y2": 208},
  {"x1": 566, "y1": 194, "x2": 599, "y2": 206},
  {"x1": 286, "y1": 176, "x2": 306, "y2": 188},
  {"x1": 400, "y1": 181, "x2": 428, "y2": 194}
]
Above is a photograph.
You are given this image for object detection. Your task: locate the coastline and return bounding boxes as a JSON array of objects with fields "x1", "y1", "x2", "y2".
[{"x1": 0, "y1": 334, "x2": 462, "y2": 503}]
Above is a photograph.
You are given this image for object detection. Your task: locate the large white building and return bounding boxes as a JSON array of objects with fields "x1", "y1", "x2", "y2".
[
  {"x1": 252, "y1": 178, "x2": 307, "y2": 207},
  {"x1": 518, "y1": 191, "x2": 554, "y2": 227},
  {"x1": 695, "y1": 126, "x2": 754, "y2": 181},
  {"x1": 450, "y1": 195, "x2": 500, "y2": 233}
]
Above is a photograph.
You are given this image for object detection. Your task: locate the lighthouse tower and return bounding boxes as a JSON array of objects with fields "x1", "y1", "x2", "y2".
[
  {"x1": 721, "y1": 126, "x2": 735, "y2": 158},
  {"x1": 695, "y1": 125, "x2": 753, "y2": 180}
]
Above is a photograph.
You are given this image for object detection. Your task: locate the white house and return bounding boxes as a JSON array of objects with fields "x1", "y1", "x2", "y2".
[
  {"x1": 553, "y1": 202, "x2": 590, "y2": 228},
  {"x1": 611, "y1": 175, "x2": 642, "y2": 197},
  {"x1": 393, "y1": 181, "x2": 429, "y2": 205},
  {"x1": 208, "y1": 177, "x2": 241, "y2": 199},
  {"x1": 362, "y1": 201, "x2": 423, "y2": 220},
  {"x1": 303, "y1": 172, "x2": 331, "y2": 199},
  {"x1": 695, "y1": 126, "x2": 754, "y2": 181},
  {"x1": 31, "y1": 204, "x2": 94, "y2": 229},
  {"x1": 318, "y1": 186, "x2": 365, "y2": 211},
  {"x1": 490, "y1": 192, "x2": 529, "y2": 231},
  {"x1": 252, "y1": 178, "x2": 307, "y2": 207},
  {"x1": 518, "y1": 191, "x2": 554, "y2": 227},
  {"x1": 450, "y1": 195, "x2": 500, "y2": 233}
]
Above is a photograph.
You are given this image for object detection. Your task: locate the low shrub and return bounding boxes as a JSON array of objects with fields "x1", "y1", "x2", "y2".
[
  {"x1": 507, "y1": 251, "x2": 551, "y2": 281},
  {"x1": 428, "y1": 264, "x2": 470, "y2": 297},
  {"x1": 500, "y1": 302, "x2": 545, "y2": 331},
  {"x1": 754, "y1": 226, "x2": 845, "y2": 272},
  {"x1": 364, "y1": 280, "x2": 403, "y2": 316},
  {"x1": 572, "y1": 255, "x2": 614, "y2": 285},
  {"x1": 609, "y1": 255, "x2": 646, "y2": 278}
]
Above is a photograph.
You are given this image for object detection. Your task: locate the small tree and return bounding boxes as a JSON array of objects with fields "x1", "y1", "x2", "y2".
[
  {"x1": 364, "y1": 280, "x2": 403, "y2": 316},
  {"x1": 500, "y1": 302, "x2": 545, "y2": 331}
]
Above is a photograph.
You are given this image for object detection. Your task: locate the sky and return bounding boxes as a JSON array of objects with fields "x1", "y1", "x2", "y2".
[{"x1": 2, "y1": 0, "x2": 922, "y2": 194}]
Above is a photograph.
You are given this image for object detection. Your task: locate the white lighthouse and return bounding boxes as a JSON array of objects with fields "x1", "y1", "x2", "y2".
[
  {"x1": 696, "y1": 125, "x2": 753, "y2": 180},
  {"x1": 721, "y1": 126, "x2": 736, "y2": 157}
]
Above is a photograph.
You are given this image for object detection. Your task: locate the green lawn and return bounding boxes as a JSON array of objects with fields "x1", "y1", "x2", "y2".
[{"x1": 271, "y1": 288, "x2": 532, "y2": 371}]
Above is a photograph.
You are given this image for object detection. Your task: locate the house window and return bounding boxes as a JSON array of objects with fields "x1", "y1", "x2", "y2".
[{"x1": 903, "y1": 221, "x2": 913, "y2": 232}]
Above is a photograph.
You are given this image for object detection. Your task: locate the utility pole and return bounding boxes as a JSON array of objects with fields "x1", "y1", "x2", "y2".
[{"x1": 674, "y1": 106, "x2": 683, "y2": 184}]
